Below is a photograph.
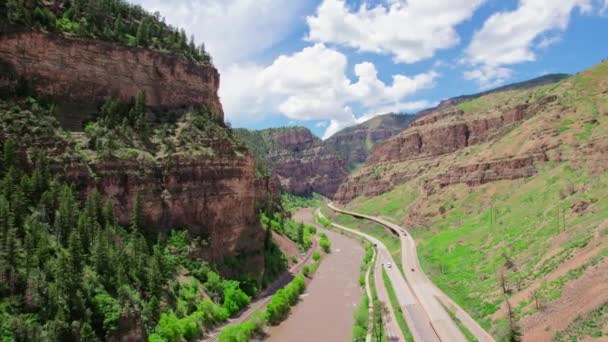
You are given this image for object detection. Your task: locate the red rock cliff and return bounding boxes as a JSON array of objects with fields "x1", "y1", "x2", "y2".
[
  {"x1": 0, "y1": 31, "x2": 223, "y2": 119},
  {"x1": 265, "y1": 127, "x2": 348, "y2": 197},
  {"x1": 54, "y1": 153, "x2": 264, "y2": 277}
]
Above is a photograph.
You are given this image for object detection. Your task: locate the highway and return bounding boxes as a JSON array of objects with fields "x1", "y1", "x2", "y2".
[
  {"x1": 328, "y1": 203, "x2": 495, "y2": 342},
  {"x1": 316, "y1": 208, "x2": 441, "y2": 342}
]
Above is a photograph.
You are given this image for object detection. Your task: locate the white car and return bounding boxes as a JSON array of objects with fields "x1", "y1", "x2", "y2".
[{"x1": 387, "y1": 262, "x2": 392, "y2": 268}]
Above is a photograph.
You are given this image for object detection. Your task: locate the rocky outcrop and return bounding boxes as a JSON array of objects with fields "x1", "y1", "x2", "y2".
[
  {"x1": 53, "y1": 152, "x2": 264, "y2": 277},
  {"x1": 335, "y1": 93, "x2": 560, "y2": 202},
  {"x1": 236, "y1": 127, "x2": 348, "y2": 198},
  {"x1": 325, "y1": 113, "x2": 415, "y2": 166},
  {"x1": 270, "y1": 127, "x2": 317, "y2": 152},
  {"x1": 272, "y1": 146, "x2": 347, "y2": 196},
  {"x1": 368, "y1": 105, "x2": 533, "y2": 165},
  {"x1": 268, "y1": 128, "x2": 347, "y2": 197},
  {"x1": 431, "y1": 155, "x2": 544, "y2": 189},
  {"x1": 0, "y1": 31, "x2": 223, "y2": 122},
  {"x1": 333, "y1": 170, "x2": 419, "y2": 203},
  {"x1": 0, "y1": 29, "x2": 267, "y2": 277}
]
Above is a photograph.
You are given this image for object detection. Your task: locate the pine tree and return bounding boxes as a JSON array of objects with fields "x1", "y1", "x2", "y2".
[
  {"x1": 2, "y1": 138, "x2": 17, "y2": 174},
  {"x1": 130, "y1": 192, "x2": 144, "y2": 231},
  {"x1": 135, "y1": 18, "x2": 149, "y2": 46},
  {"x1": 297, "y1": 222, "x2": 304, "y2": 245},
  {"x1": 102, "y1": 199, "x2": 116, "y2": 228},
  {"x1": 68, "y1": 230, "x2": 84, "y2": 276},
  {"x1": 147, "y1": 245, "x2": 164, "y2": 297},
  {"x1": 54, "y1": 185, "x2": 78, "y2": 245},
  {"x1": 264, "y1": 224, "x2": 272, "y2": 251}
]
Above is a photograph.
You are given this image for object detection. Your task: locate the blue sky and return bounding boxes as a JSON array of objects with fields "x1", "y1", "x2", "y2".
[{"x1": 132, "y1": 0, "x2": 608, "y2": 138}]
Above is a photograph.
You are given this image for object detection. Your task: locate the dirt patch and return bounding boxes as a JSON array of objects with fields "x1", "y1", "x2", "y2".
[
  {"x1": 520, "y1": 259, "x2": 608, "y2": 341},
  {"x1": 272, "y1": 231, "x2": 301, "y2": 266},
  {"x1": 492, "y1": 224, "x2": 607, "y2": 321}
]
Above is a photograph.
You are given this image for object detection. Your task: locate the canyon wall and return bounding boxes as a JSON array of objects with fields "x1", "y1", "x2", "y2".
[
  {"x1": 335, "y1": 96, "x2": 561, "y2": 202},
  {"x1": 0, "y1": 31, "x2": 223, "y2": 121},
  {"x1": 0, "y1": 30, "x2": 266, "y2": 276},
  {"x1": 325, "y1": 113, "x2": 415, "y2": 167},
  {"x1": 268, "y1": 128, "x2": 348, "y2": 197},
  {"x1": 53, "y1": 153, "x2": 264, "y2": 277}
]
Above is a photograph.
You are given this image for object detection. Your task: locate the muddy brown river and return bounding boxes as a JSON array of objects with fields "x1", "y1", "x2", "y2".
[{"x1": 264, "y1": 208, "x2": 364, "y2": 342}]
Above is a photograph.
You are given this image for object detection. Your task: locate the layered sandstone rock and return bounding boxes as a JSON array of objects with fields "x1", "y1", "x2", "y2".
[
  {"x1": 432, "y1": 155, "x2": 544, "y2": 189},
  {"x1": 325, "y1": 113, "x2": 415, "y2": 166},
  {"x1": 0, "y1": 31, "x2": 223, "y2": 120},
  {"x1": 268, "y1": 128, "x2": 347, "y2": 197},
  {"x1": 335, "y1": 96, "x2": 558, "y2": 202},
  {"x1": 0, "y1": 29, "x2": 267, "y2": 276},
  {"x1": 52, "y1": 151, "x2": 264, "y2": 277}
]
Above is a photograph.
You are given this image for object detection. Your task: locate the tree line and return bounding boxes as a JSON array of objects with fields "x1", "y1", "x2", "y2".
[
  {"x1": 0, "y1": 138, "x2": 252, "y2": 341},
  {"x1": 2, "y1": 0, "x2": 212, "y2": 65}
]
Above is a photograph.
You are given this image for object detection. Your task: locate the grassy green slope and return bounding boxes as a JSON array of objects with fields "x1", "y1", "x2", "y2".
[{"x1": 344, "y1": 61, "x2": 608, "y2": 339}]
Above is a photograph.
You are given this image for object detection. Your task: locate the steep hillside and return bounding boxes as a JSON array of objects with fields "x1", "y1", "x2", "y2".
[
  {"x1": 236, "y1": 127, "x2": 347, "y2": 197},
  {"x1": 0, "y1": 1, "x2": 265, "y2": 274},
  {"x1": 337, "y1": 61, "x2": 608, "y2": 340},
  {"x1": 0, "y1": 1, "x2": 274, "y2": 340},
  {"x1": 325, "y1": 113, "x2": 416, "y2": 170},
  {"x1": 416, "y1": 73, "x2": 569, "y2": 117}
]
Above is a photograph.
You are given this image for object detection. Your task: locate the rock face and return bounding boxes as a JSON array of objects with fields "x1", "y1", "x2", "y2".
[
  {"x1": 368, "y1": 105, "x2": 532, "y2": 165},
  {"x1": 266, "y1": 127, "x2": 347, "y2": 197},
  {"x1": 335, "y1": 79, "x2": 567, "y2": 202},
  {"x1": 432, "y1": 155, "x2": 544, "y2": 189},
  {"x1": 325, "y1": 113, "x2": 415, "y2": 167},
  {"x1": 0, "y1": 31, "x2": 223, "y2": 121},
  {"x1": 54, "y1": 153, "x2": 264, "y2": 277},
  {"x1": 237, "y1": 114, "x2": 414, "y2": 198},
  {"x1": 236, "y1": 127, "x2": 348, "y2": 197},
  {"x1": 0, "y1": 30, "x2": 266, "y2": 276}
]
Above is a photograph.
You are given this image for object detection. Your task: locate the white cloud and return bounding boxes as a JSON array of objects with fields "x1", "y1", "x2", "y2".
[
  {"x1": 129, "y1": 0, "x2": 308, "y2": 67},
  {"x1": 463, "y1": 65, "x2": 513, "y2": 90},
  {"x1": 307, "y1": 0, "x2": 485, "y2": 63},
  {"x1": 537, "y1": 35, "x2": 562, "y2": 49},
  {"x1": 222, "y1": 44, "x2": 438, "y2": 138},
  {"x1": 464, "y1": 0, "x2": 595, "y2": 87}
]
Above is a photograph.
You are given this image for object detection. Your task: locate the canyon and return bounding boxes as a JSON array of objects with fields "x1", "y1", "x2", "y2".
[
  {"x1": 0, "y1": 29, "x2": 265, "y2": 276},
  {"x1": 236, "y1": 114, "x2": 415, "y2": 198}
]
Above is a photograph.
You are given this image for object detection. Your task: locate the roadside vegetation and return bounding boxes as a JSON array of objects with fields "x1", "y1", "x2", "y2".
[
  {"x1": 381, "y1": 269, "x2": 414, "y2": 341},
  {"x1": 352, "y1": 243, "x2": 374, "y2": 341},
  {"x1": 217, "y1": 236, "x2": 330, "y2": 342},
  {"x1": 280, "y1": 192, "x2": 323, "y2": 213}
]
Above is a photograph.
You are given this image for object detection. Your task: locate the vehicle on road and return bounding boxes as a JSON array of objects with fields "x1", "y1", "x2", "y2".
[{"x1": 387, "y1": 262, "x2": 392, "y2": 268}]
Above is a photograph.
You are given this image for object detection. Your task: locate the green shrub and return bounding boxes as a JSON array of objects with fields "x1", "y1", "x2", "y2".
[
  {"x1": 319, "y1": 234, "x2": 331, "y2": 253},
  {"x1": 222, "y1": 281, "x2": 251, "y2": 315},
  {"x1": 265, "y1": 275, "x2": 306, "y2": 324},
  {"x1": 302, "y1": 265, "x2": 310, "y2": 277},
  {"x1": 312, "y1": 252, "x2": 321, "y2": 261},
  {"x1": 93, "y1": 293, "x2": 122, "y2": 335},
  {"x1": 217, "y1": 311, "x2": 265, "y2": 342}
]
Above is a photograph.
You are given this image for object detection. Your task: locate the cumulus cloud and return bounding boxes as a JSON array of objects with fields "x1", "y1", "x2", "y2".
[
  {"x1": 129, "y1": 0, "x2": 308, "y2": 67},
  {"x1": 307, "y1": 0, "x2": 485, "y2": 63},
  {"x1": 222, "y1": 44, "x2": 438, "y2": 138},
  {"x1": 463, "y1": 0, "x2": 595, "y2": 87}
]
